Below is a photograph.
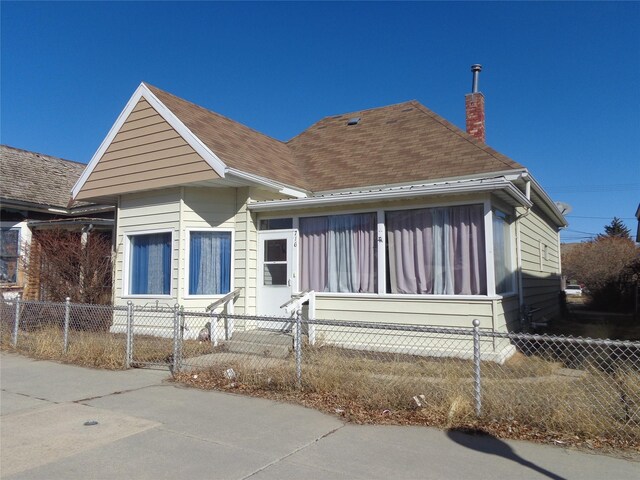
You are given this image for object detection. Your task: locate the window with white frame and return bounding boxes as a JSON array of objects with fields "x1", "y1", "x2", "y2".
[
  {"x1": 128, "y1": 232, "x2": 172, "y2": 295},
  {"x1": 0, "y1": 228, "x2": 20, "y2": 284},
  {"x1": 493, "y1": 209, "x2": 515, "y2": 294},
  {"x1": 299, "y1": 212, "x2": 377, "y2": 293},
  {"x1": 187, "y1": 230, "x2": 232, "y2": 296},
  {"x1": 386, "y1": 205, "x2": 487, "y2": 295}
]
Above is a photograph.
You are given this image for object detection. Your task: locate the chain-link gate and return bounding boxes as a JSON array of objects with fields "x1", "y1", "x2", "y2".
[{"x1": 127, "y1": 303, "x2": 179, "y2": 369}]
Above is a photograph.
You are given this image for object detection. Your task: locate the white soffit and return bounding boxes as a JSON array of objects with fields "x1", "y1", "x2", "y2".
[{"x1": 71, "y1": 83, "x2": 228, "y2": 199}]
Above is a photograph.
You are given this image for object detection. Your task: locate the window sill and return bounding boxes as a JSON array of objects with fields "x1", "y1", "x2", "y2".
[
  {"x1": 309, "y1": 292, "x2": 504, "y2": 301},
  {"x1": 121, "y1": 295, "x2": 173, "y2": 299}
]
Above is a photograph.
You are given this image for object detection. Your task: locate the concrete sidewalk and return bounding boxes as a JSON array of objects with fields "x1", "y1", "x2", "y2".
[{"x1": 1, "y1": 353, "x2": 638, "y2": 479}]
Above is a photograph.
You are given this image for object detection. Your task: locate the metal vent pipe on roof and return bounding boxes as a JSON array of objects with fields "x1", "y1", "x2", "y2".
[{"x1": 471, "y1": 64, "x2": 482, "y2": 93}]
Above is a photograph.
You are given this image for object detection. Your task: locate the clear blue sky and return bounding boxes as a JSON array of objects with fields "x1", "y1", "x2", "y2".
[{"x1": 2, "y1": 1, "x2": 639, "y2": 241}]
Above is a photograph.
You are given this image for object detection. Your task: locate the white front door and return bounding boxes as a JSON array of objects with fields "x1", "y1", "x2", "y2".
[{"x1": 257, "y1": 230, "x2": 295, "y2": 328}]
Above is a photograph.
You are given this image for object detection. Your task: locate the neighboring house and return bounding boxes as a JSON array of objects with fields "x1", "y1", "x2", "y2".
[
  {"x1": 0, "y1": 145, "x2": 114, "y2": 300},
  {"x1": 71, "y1": 68, "x2": 567, "y2": 360}
]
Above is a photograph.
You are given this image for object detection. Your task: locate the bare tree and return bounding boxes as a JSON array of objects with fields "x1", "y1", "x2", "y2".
[
  {"x1": 562, "y1": 236, "x2": 639, "y2": 311},
  {"x1": 22, "y1": 229, "x2": 112, "y2": 304}
]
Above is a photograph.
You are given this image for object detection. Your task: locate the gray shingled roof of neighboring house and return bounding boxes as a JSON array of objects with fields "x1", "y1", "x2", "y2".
[
  {"x1": 0, "y1": 145, "x2": 91, "y2": 209},
  {"x1": 146, "y1": 84, "x2": 524, "y2": 193}
]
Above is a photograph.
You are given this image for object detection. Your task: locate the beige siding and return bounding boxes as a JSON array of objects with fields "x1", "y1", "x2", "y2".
[
  {"x1": 518, "y1": 205, "x2": 562, "y2": 322},
  {"x1": 311, "y1": 295, "x2": 514, "y2": 361},
  {"x1": 114, "y1": 189, "x2": 181, "y2": 306},
  {"x1": 76, "y1": 99, "x2": 219, "y2": 201},
  {"x1": 180, "y1": 187, "x2": 237, "y2": 312}
]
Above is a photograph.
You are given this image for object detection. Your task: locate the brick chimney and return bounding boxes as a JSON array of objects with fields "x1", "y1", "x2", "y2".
[{"x1": 465, "y1": 64, "x2": 485, "y2": 143}]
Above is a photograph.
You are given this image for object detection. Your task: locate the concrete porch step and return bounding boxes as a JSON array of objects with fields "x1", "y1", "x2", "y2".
[{"x1": 222, "y1": 330, "x2": 293, "y2": 359}]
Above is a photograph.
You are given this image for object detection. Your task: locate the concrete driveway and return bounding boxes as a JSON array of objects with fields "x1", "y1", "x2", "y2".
[{"x1": 1, "y1": 353, "x2": 638, "y2": 479}]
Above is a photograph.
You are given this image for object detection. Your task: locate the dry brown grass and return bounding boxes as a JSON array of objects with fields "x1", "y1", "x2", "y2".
[
  {"x1": 0, "y1": 326, "x2": 213, "y2": 370},
  {"x1": 174, "y1": 344, "x2": 640, "y2": 452}
]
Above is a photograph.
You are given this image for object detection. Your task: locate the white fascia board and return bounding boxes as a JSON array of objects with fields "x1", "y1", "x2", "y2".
[
  {"x1": 225, "y1": 168, "x2": 308, "y2": 198},
  {"x1": 71, "y1": 83, "x2": 227, "y2": 199},
  {"x1": 248, "y1": 179, "x2": 532, "y2": 212}
]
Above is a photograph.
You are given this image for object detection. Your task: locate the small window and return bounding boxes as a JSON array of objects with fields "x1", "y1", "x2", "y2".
[
  {"x1": 0, "y1": 228, "x2": 20, "y2": 284},
  {"x1": 493, "y1": 210, "x2": 515, "y2": 294},
  {"x1": 188, "y1": 231, "x2": 232, "y2": 295},
  {"x1": 259, "y1": 218, "x2": 293, "y2": 230},
  {"x1": 128, "y1": 232, "x2": 171, "y2": 295}
]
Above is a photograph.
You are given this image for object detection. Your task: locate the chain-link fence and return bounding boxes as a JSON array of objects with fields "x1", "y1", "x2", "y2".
[{"x1": 1, "y1": 297, "x2": 639, "y2": 447}]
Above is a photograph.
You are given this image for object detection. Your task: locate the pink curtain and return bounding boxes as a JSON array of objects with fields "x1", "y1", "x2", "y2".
[
  {"x1": 300, "y1": 213, "x2": 377, "y2": 293},
  {"x1": 300, "y1": 216, "x2": 328, "y2": 291},
  {"x1": 387, "y1": 205, "x2": 486, "y2": 295}
]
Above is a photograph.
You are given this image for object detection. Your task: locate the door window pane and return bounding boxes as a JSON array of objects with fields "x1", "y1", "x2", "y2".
[
  {"x1": 264, "y1": 264, "x2": 287, "y2": 285},
  {"x1": 265, "y1": 239, "x2": 287, "y2": 262}
]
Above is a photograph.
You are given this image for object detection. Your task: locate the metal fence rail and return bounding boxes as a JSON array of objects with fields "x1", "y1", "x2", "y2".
[{"x1": 1, "y1": 298, "x2": 639, "y2": 447}]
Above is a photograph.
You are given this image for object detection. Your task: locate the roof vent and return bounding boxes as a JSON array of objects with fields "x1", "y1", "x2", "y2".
[{"x1": 347, "y1": 117, "x2": 361, "y2": 126}]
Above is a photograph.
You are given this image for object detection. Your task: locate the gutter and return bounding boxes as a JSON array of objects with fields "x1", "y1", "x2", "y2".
[
  {"x1": 225, "y1": 168, "x2": 309, "y2": 199},
  {"x1": 248, "y1": 178, "x2": 532, "y2": 212},
  {"x1": 505, "y1": 171, "x2": 567, "y2": 227}
]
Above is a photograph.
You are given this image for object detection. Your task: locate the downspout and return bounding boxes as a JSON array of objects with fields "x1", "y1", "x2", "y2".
[
  {"x1": 244, "y1": 190, "x2": 251, "y2": 315},
  {"x1": 516, "y1": 179, "x2": 532, "y2": 319},
  {"x1": 113, "y1": 196, "x2": 120, "y2": 305},
  {"x1": 177, "y1": 187, "x2": 185, "y2": 306}
]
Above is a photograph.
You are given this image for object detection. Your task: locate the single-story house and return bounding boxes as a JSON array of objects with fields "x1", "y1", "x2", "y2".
[
  {"x1": 0, "y1": 145, "x2": 114, "y2": 300},
  {"x1": 71, "y1": 68, "x2": 567, "y2": 360}
]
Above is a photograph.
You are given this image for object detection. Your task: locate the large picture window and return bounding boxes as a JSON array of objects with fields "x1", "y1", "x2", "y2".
[
  {"x1": 386, "y1": 205, "x2": 486, "y2": 295},
  {"x1": 128, "y1": 232, "x2": 171, "y2": 295},
  {"x1": 188, "y1": 231, "x2": 232, "y2": 295},
  {"x1": 493, "y1": 210, "x2": 515, "y2": 294},
  {"x1": 300, "y1": 213, "x2": 377, "y2": 293},
  {"x1": 0, "y1": 228, "x2": 19, "y2": 284}
]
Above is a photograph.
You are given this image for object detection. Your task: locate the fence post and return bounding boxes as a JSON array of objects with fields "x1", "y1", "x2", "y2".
[
  {"x1": 63, "y1": 297, "x2": 71, "y2": 353},
  {"x1": 472, "y1": 319, "x2": 482, "y2": 417},
  {"x1": 172, "y1": 303, "x2": 181, "y2": 374},
  {"x1": 295, "y1": 308, "x2": 302, "y2": 388},
  {"x1": 125, "y1": 301, "x2": 133, "y2": 369},
  {"x1": 12, "y1": 294, "x2": 21, "y2": 347}
]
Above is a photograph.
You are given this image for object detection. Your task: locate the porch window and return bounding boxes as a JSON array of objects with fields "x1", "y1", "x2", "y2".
[
  {"x1": 188, "y1": 231, "x2": 231, "y2": 295},
  {"x1": 0, "y1": 228, "x2": 19, "y2": 284},
  {"x1": 493, "y1": 210, "x2": 515, "y2": 294},
  {"x1": 259, "y1": 218, "x2": 293, "y2": 230},
  {"x1": 386, "y1": 205, "x2": 486, "y2": 295},
  {"x1": 128, "y1": 232, "x2": 171, "y2": 295},
  {"x1": 300, "y1": 213, "x2": 377, "y2": 293}
]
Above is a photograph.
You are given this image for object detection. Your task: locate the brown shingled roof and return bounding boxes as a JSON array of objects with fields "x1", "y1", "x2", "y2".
[
  {"x1": 145, "y1": 85, "x2": 524, "y2": 193},
  {"x1": 145, "y1": 84, "x2": 307, "y2": 190},
  {"x1": 287, "y1": 100, "x2": 524, "y2": 192},
  {"x1": 0, "y1": 145, "x2": 91, "y2": 208}
]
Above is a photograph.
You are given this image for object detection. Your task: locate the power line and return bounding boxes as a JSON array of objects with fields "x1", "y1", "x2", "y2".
[
  {"x1": 546, "y1": 183, "x2": 640, "y2": 193},
  {"x1": 566, "y1": 215, "x2": 636, "y2": 220}
]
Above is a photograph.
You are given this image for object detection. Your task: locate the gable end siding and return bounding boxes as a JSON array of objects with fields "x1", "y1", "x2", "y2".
[{"x1": 76, "y1": 99, "x2": 219, "y2": 200}]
